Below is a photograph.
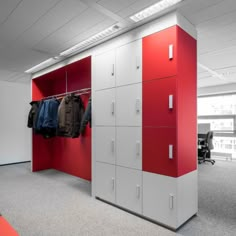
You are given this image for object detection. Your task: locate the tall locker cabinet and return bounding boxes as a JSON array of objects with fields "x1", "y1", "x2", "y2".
[
  {"x1": 94, "y1": 40, "x2": 143, "y2": 211},
  {"x1": 142, "y1": 25, "x2": 197, "y2": 229},
  {"x1": 93, "y1": 13, "x2": 197, "y2": 230}
]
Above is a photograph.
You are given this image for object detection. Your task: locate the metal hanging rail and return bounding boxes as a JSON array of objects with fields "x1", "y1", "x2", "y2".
[{"x1": 43, "y1": 87, "x2": 91, "y2": 100}]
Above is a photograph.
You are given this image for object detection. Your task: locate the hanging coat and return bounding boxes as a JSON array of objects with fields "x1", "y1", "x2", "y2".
[
  {"x1": 35, "y1": 98, "x2": 60, "y2": 138},
  {"x1": 27, "y1": 101, "x2": 40, "y2": 128},
  {"x1": 80, "y1": 96, "x2": 91, "y2": 135},
  {"x1": 57, "y1": 94, "x2": 84, "y2": 138}
]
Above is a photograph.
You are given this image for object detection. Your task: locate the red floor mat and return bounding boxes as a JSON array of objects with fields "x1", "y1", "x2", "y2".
[{"x1": 0, "y1": 216, "x2": 19, "y2": 236}]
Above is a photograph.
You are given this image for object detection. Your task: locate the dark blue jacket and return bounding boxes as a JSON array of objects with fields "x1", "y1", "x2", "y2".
[{"x1": 35, "y1": 99, "x2": 60, "y2": 138}]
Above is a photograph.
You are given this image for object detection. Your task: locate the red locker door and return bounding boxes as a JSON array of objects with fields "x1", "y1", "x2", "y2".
[
  {"x1": 143, "y1": 76, "x2": 176, "y2": 127},
  {"x1": 143, "y1": 127, "x2": 177, "y2": 177},
  {"x1": 143, "y1": 26, "x2": 177, "y2": 81}
]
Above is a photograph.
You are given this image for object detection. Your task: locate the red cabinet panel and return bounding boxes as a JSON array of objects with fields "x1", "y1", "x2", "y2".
[
  {"x1": 143, "y1": 127, "x2": 177, "y2": 177},
  {"x1": 143, "y1": 26, "x2": 177, "y2": 81},
  {"x1": 143, "y1": 77, "x2": 176, "y2": 127}
]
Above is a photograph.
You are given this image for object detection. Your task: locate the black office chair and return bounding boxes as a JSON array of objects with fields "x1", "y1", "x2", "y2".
[{"x1": 198, "y1": 131, "x2": 215, "y2": 165}]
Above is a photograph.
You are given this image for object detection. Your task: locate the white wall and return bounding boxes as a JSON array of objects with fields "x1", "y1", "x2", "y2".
[{"x1": 0, "y1": 80, "x2": 31, "y2": 165}]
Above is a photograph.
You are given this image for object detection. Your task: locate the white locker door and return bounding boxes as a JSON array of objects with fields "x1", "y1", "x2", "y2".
[
  {"x1": 116, "y1": 40, "x2": 142, "y2": 86},
  {"x1": 116, "y1": 83, "x2": 142, "y2": 126},
  {"x1": 95, "y1": 162, "x2": 116, "y2": 203},
  {"x1": 95, "y1": 127, "x2": 116, "y2": 164},
  {"x1": 94, "y1": 50, "x2": 115, "y2": 90},
  {"x1": 143, "y1": 172, "x2": 177, "y2": 229},
  {"x1": 116, "y1": 166, "x2": 142, "y2": 214},
  {"x1": 94, "y1": 88, "x2": 115, "y2": 126},
  {"x1": 116, "y1": 127, "x2": 142, "y2": 170}
]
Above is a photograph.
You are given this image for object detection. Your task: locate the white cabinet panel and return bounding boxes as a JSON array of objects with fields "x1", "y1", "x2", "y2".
[
  {"x1": 95, "y1": 162, "x2": 116, "y2": 203},
  {"x1": 94, "y1": 88, "x2": 115, "y2": 126},
  {"x1": 95, "y1": 127, "x2": 116, "y2": 164},
  {"x1": 177, "y1": 171, "x2": 198, "y2": 227},
  {"x1": 116, "y1": 40, "x2": 142, "y2": 86},
  {"x1": 143, "y1": 172, "x2": 177, "y2": 229},
  {"x1": 116, "y1": 166, "x2": 142, "y2": 214},
  {"x1": 116, "y1": 127, "x2": 142, "y2": 169},
  {"x1": 116, "y1": 83, "x2": 142, "y2": 126},
  {"x1": 94, "y1": 50, "x2": 115, "y2": 90}
]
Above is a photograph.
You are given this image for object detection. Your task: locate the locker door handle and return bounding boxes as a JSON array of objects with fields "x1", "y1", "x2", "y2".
[
  {"x1": 136, "y1": 56, "x2": 140, "y2": 69},
  {"x1": 169, "y1": 194, "x2": 174, "y2": 209},
  {"x1": 169, "y1": 145, "x2": 173, "y2": 159},
  {"x1": 112, "y1": 178, "x2": 115, "y2": 191},
  {"x1": 111, "y1": 64, "x2": 115, "y2": 76},
  {"x1": 169, "y1": 95, "x2": 173, "y2": 109},
  {"x1": 169, "y1": 44, "x2": 174, "y2": 60},
  {"x1": 111, "y1": 101, "x2": 115, "y2": 115},
  {"x1": 111, "y1": 139, "x2": 115, "y2": 153},
  {"x1": 136, "y1": 98, "x2": 141, "y2": 113},
  {"x1": 136, "y1": 141, "x2": 140, "y2": 156},
  {"x1": 136, "y1": 185, "x2": 141, "y2": 199}
]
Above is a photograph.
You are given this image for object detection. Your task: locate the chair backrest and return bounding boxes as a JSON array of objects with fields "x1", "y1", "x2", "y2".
[{"x1": 206, "y1": 131, "x2": 214, "y2": 150}]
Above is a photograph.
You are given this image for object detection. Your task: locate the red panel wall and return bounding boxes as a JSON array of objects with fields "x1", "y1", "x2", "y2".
[
  {"x1": 176, "y1": 27, "x2": 197, "y2": 176},
  {"x1": 142, "y1": 25, "x2": 197, "y2": 177},
  {"x1": 67, "y1": 56, "x2": 91, "y2": 91},
  {"x1": 32, "y1": 56, "x2": 92, "y2": 181}
]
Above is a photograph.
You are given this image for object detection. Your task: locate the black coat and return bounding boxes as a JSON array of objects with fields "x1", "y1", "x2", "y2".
[{"x1": 27, "y1": 101, "x2": 40, "y2": 128}]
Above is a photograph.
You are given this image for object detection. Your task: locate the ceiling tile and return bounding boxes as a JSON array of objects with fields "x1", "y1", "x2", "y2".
[
  {"x1": 197, "y1": 10, "x2": 236, "y2": 33},
  {"x1": 56, "y1": 18, "x2": 116, "y2": 53},
  {"x1": 198, "y1": 76, "x2": 227, "y2": 88},
  {"x1": 97, "y1": 0, "x2": 137, "y2": 13},
  {"x1": 185, "y1": 0, "x2": 236, "y2": 25},
  {"x1": 179, "y1": 0, "x2": 222, "y2": 22},
  {"x1": 117, "y1": 0, "x2": 158, "y2": 18},
  {"x1": 0, "y1": 0, "x2": 60, "y2": 43},
  {"x1": 0, "y1": 69, "x2": 18, "y2": 81},
  {"x1": 17, "y1": 0, "x2": 88, "y2": 48},
  {"x1": 33, "y1": 8, "x2": 107, "y2": 55},
  {"x1": 0, "y1": 0, "x2": 22, "y2": 25},
  {"x1": 199, "y1": 45, "x2": 236, "y2": 71}
]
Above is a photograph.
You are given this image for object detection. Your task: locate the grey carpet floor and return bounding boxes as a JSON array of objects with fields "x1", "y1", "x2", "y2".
[
  {"x1": 0, "y1": 163, "x2": 177, "y2": 236},
  {"x1": 0, "y1": 161, "x2": 236, "y2": 236},
  {"x1": 179, "y1": 160, "x2": 236, "y2": 236}
]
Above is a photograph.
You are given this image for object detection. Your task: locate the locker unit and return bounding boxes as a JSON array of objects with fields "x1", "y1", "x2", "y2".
[
  {"x1": 94, "y1": 88, "x2": 116, "y2": 126},
  {"x1": 95, "y1": 127, "x2": 116, "y2": 164},
  {"x1": 143, "y1": 171, "x2": 197, "y2": 229},
  {"x1": 143, "y1": 127, "x2": 177, "y2": 177},
  {"x1": 116, "y1": 84, "x2": 142, "y2": 127},
  {"x1": 116, "y1": 127, "x2": 142, "y2": 170},
  {"x1": 142, "y1": 26, "x2": 177, "y2": 81},
  {"x1": 116, "y1": 40, "x2": 142, "y2": 86},
  {"x1": 142, "y1": 77, "x2": 176, "y2": 127},
  {"x1": 95, "y1": 162, "x2": 116, "y2": 203},
  {"x1": 94, "y1": 49, "x2": 116, "y2": 90},
  {"x1": 116, "y1": 166, "x2": 142, "y2": 214},
  {"x1": 94, "y1": 12, "x2": 197, "y2": 230}
]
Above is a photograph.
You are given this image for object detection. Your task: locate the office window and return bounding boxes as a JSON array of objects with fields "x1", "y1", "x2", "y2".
[{"x1": 198, "y1": 94, "x2": 236, "y2": 160}]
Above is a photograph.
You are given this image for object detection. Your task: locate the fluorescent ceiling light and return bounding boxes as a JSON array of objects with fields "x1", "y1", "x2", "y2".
[
  {"x1": 130, "y1": 0, "x2": 183, "y2": 22},
  {"x1": 60, "y1": 25, "x2": 121, "y2": 57},
  {"x1": 25, "y1": 58, "x2": 56, "y2": 73}
]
